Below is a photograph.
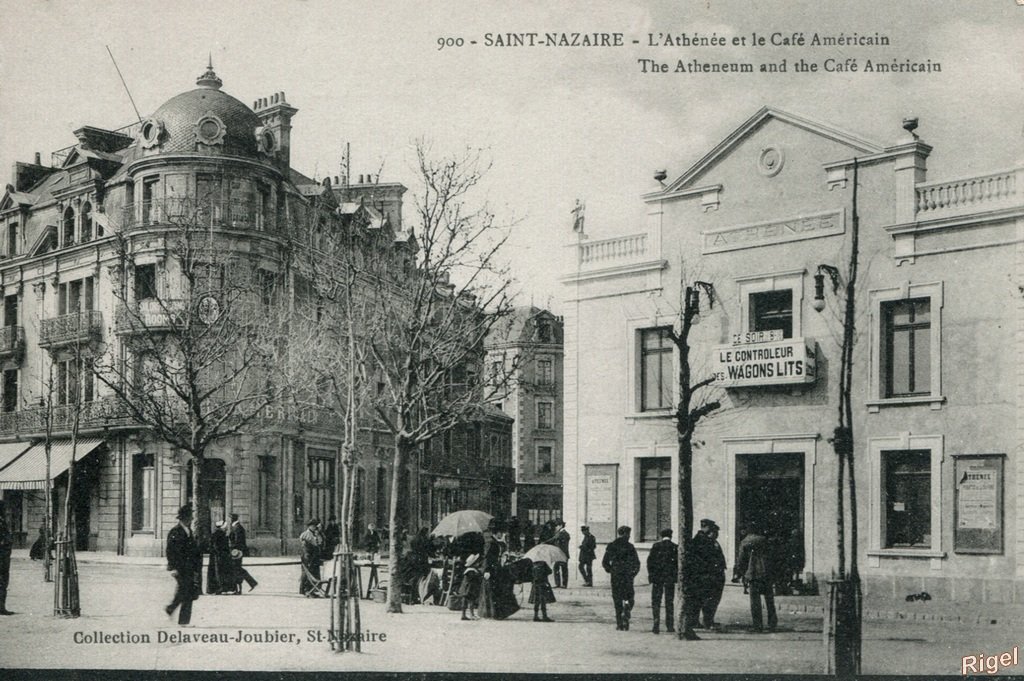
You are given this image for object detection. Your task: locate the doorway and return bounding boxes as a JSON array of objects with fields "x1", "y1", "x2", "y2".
[{"x1": 735, "y1": 452, "x2": 804, "y2": 556}]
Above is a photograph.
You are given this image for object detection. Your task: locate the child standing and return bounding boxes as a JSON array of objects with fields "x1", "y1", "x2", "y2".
[
  {"x1": 529, "y1": 560, "x2": 555, "y2": 622},
  {"x1": 459, "y1": 554, "x2": 482, "y2": 620}
]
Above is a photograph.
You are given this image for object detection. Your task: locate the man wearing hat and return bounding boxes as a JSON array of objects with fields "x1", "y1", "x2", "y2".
[
  {"x1": 696, "y1": 519, "x2": 727, "y2": 630},
  {"x1": 299, "y1": 518, "x2": 324, "y2": 595},
  {"x1": 229, "y1": 513, "x2": 258, "y2": 593},
  {"x1": 577, "y1": 526, "x2": 596, "y2": 587},
  {"x1": 646, "y1": 528, "x2": 678, "y2": 634},
  {"x1": 601, "y1": 525, "x2": 640, "y2": 630},
  {"x1": 165, "y1": 504, "x2": 202, "y2": 625},
  {"x1": 733, "y1": 519, "x2": 776, "y2": 632}
]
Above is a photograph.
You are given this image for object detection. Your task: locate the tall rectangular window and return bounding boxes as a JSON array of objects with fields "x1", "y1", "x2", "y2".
[
  {"x1": 2, "y1": 369, "x2": 17, "y2": 413},
  {"x1": 4, "y1": 294, "x2": 18, "y2": 327},
  {"x1": 292, "y1": 443, "x2": 305, "y2": 524},
  {"x1": 882, "y1": 298, "x2": 930, "y2": 397},
  {"x1": 132, "y1": 453, "x2": 155, "y2": 531},
  {"x1": 257, "y1": 455, "x2": 280, "y2": 532},
  {"x1": 883, "y1": 450, "x2": 931, "y2": 548},
  {"x1": 640, "y1": 327, "x2": 673, "y2": 411},
  {"x1": 750, "y1": 289, "x2": 793, "y2": 338},
  {"x1": 307, "y1": 448, "x2": 335, "y2": 523},
  {"x1": 640, "y1": 457, "x2": 672, "y2": 542},
  {"x1": 134, "y1": 264, "x2": 157, "y2": 301},
  {"x1": 536, "y1": 445, "x2": 553, "y2": 474},
  {"x1": 537, "y1": 401, "x2": 553, "y2": 430},
  {"x1": 537, "y1": 357, "x2": 554, "y2": 386},
  {"x1": 7, "y1": 222, "x2": 17, "y2": 257}
]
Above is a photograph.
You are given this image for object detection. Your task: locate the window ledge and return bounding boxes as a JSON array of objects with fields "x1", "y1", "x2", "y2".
[
  {"x1": 866, "y1": 395, "x2": 945, "y2": 413},
  {"x1": 866, "y1": 549, "x2": 946, "y2": 559},
  {"x1": 626, "y1": 411, "x2": 674, "y2": 422}
]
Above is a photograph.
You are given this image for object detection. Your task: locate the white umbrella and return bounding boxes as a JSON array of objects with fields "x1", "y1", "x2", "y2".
[
  {"x1": 431, "y1": 510, "x2": 493, "y2": 538},
  {"x1": 523, "y1": 543, "x2": 567, "y2": 565}
]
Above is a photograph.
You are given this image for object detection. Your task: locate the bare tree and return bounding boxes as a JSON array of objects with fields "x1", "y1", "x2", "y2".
[
  {"x1": 668, "y1": 277, "x2": 723, "y2": 641},
  {"x1": 94, "y1": 197, "x2": 288, "y2": 539},
  {"x1": 362, "y1": 143, "x2": 519, "y2": 613}
]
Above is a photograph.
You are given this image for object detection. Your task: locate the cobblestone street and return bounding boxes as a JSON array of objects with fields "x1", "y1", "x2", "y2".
[{"x1": 1, "y1": 553, "x2": 1021, "y2": 675}]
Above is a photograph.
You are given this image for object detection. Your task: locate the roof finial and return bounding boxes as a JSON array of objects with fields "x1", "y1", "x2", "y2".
[{"x1": 197, "y1": 55, "x2": 222, "y2": 90}]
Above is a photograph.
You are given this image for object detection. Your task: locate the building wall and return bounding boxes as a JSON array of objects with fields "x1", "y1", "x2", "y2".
[{"x1": 563, "y1": 110, "x2": 1023, "y2": 600}]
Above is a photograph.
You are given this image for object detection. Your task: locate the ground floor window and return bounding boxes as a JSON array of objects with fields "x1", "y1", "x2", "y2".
[
  {"x1": 883, "y1": 449, "x2": 931, "y2": 548},
  {"x1": 639, "y1": 457, "x2": 671, "y2": 542},
  {"x1": 307, "y1": 448, "x2": 335, "y2": 524},
  {"x1": 257, "y1": 455, "x2": 279, "y2": 532},
  {"x1": 131, "y1": 453, "x2": 155, "y2": 531}
]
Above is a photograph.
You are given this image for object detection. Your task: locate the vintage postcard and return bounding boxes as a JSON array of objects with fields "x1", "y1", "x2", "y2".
[{"x1": 0, "y1": 1, "x2": 1021, "y2": 678}]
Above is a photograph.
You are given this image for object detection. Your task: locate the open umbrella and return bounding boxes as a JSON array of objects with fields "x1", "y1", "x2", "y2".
[
  {"x1": 523, "y1": 543, "x2": 567, "y2": 565},
  {"x1": 431, "y1": 510, "x2": 493, "y2": 538}
]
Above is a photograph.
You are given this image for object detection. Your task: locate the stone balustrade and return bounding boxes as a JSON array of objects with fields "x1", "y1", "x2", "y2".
[
  {"x1": 578, "y1": 232, "x2": 648, "y2": 267},
  {"x1": 916, "y1": 168, "x2": 1019, "y2": 219}
]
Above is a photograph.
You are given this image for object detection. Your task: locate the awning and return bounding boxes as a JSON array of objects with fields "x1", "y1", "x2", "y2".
[
  {"x1": 0, "y1": 442, "x2": 32, "y2": 473},
  {"x1": 0, "y1": 439, "x2": 105, "y2": 490}
]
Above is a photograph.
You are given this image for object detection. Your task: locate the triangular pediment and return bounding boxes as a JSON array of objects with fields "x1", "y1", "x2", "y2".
[
  {"x1": 28, "y1": 225, "x2": 57, "y2": 257},
  {"x1": 659, "y1": 107, "x2": 885, "y2": 194}
]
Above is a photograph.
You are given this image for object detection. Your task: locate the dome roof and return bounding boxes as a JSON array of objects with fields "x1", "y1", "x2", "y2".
[{"x1": 143, "y1": 64, "x2": 262, "y2": 159}]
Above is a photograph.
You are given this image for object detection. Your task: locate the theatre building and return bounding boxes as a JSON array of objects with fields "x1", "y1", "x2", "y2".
[{"x1": 563, "y1": 107, "x2": 1023, "y2": 603}]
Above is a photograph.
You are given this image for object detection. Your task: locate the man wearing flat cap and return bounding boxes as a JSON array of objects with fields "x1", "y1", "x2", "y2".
[
  {"x1": 602, "y1": 525, "x2": 640, "y2": 630},
  {"x1": 165, "y1": 504, "x2": 202, "y2": 625},
  {"x1": 299, "y1": 518, "x2": 324, "y2": 595},
  {"x1": 646, "y1": 528, "x2": 677, "y2": 634}
]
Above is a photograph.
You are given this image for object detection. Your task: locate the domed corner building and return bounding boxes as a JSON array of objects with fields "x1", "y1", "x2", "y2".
[{"x1": 0, "y1": 63, "x2": 414, "y2": 556}]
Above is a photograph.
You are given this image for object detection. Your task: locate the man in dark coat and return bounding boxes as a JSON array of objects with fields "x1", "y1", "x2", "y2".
[
  {"x1": 551, "y1": 520, "x2": 570, "y2": 587},
  {"x1": 646, "y1": 528, "x2": 677, "y2": 634},
  {"x1": 734, "y1": 520, "x2": 777, "y2": 632},
  {"x1": 165, "y1": 504, "x2": 202, "y2": 625},
  {"x1": 206, "y1": 520, "x2": 233, "y2": 594},
  {"x1": 0, "y1": 500, "x2": 14, "y2": 615},
  {"x1": 578, "y1": 526, "x2": 596, "y2": 587},
  {"x1": 322, "y1": 516, "x2": 340, "y2": 560},
  {"x1": 229, "y1": 513, "x2": 258, "y2": 593},
  {"x1": 697, "y1": 520, "x2": 727, "y2": 629},
  {"x1": 363, "y1": 523, "x2": 382, "y2": 554},
  {"x1": 602, "y1": 525, "x2": 640, "y2": 630}
]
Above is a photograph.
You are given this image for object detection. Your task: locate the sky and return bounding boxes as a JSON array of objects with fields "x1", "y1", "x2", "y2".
[{"x1": 0, "y1": 0, "x2": 1020, "y2": 313}]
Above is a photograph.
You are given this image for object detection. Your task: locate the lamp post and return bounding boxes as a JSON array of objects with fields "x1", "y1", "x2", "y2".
[{"x1": 813, "y1": 158, "x2": 863, "y2": 676}]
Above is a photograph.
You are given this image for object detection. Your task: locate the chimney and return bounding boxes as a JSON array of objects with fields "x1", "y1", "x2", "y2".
[
  {"x1": 255, "y1": 92, "x2": 297, "y2": 170},
  {"x1": 34, "y1": 152, "x2": 41, "y2": 165}
]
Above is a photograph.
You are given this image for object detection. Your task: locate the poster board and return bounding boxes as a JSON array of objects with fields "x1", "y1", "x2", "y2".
[
  {"x1": 584, "y1": 464, "x2": 618, "y2": 543},
  {"x1": 953, "y1": 454, "x2": 1004, "y2": 555}
]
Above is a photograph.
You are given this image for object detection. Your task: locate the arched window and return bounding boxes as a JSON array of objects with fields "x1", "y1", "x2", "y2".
[
  {"x1": 81, "y1": 202, "x2": 93, "y2": 242},
  {"x1": 62, "y1": 206, "x2": 75, "y2": 246}
]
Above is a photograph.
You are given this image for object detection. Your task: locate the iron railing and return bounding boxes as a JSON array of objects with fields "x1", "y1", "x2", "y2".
[
  {"x1": 0, "y1": 326, "x2": 25, "y2": 360},
  {"x1": 39, "y1": 311, "x2": 103, "y2": 349}
]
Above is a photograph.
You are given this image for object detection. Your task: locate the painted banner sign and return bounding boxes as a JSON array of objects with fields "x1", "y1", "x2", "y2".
[{"x1": 711, "y1": 338, "x2": 817, "y2": 387}]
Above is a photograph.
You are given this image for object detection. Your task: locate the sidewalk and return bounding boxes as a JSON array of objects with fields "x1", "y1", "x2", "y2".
[
  {"x1": 24, "y1": 548, "x2": 1024, "y2": 627},
  {"x1": 2, "y1": 554, "x2": 1021, "y2": 675}
]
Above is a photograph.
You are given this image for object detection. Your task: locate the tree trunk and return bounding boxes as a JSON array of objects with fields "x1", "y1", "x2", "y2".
[
  {"x1": 190, "y1": 453, "x2": 205, "y2": 544},
  {"x1": 676, "y1": 436, "x2": 694, "y2": 639},
  {"x1": 385, "y1": 435, "x2": 410, "y2": 613}
]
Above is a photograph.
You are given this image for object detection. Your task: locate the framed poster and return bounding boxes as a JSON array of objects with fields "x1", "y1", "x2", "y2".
[
  {"x1": 584, "y1": 463, "x2": 618, "y2": 543},
  {"x1": 953, "y1": 454, "x2": 1004, "y2": 554}
]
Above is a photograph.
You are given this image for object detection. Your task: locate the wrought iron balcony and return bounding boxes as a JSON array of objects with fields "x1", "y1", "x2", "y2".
[
  {"x1": 121, "y1": 198, "x2": 272, "y2": 232},
  {"x1": 0, "y1": 326, "x2": 25, "y2": 361},
  {"x1": 0, "y1": 396, "x2": 133, "y2": 436},
  {"x1": 39, "y1": 311, "x2": 103, "y2": 349}
]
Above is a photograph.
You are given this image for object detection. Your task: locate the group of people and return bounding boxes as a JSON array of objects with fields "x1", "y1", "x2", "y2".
[
  {"x1": 599, "y1": 518, "x2": 784, "y2": 636},
  {"x1": 164, "y1": 505, "x2": 259, "y2": 626}
]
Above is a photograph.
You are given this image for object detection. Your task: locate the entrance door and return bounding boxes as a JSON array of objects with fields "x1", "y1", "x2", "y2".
[{"x1": 735, "y1": 453, "x2": 804, "y2": 564}]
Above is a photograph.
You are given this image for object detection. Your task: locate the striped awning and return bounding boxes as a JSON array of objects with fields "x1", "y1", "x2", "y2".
[
  {"x1": 0, "y1": 442, "x2": 32, "y2": 473},
  {"x1": 0, "y1": 439, "x2": 105, "y2": 490}
]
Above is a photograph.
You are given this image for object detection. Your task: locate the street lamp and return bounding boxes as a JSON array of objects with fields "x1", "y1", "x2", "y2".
[{"x1": 811, "y1": 265, "x2": 841, "y2": 313}]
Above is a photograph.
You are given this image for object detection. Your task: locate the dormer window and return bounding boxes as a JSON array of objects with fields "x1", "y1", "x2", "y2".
[
  {"x1": 195, "y1": 112, "x2": 226, "y2": 146},
  {"x1": 62, "y1": 206, "x2": 75, "y2": 246},
  {"x1": 140, "y1": 117, "x2": 164, "y2": 149},
  {"x1": 81, "y1": 202, "x2": 93, "y2": 242},
  {"x1": 256, "y1": 127, "x2": 276, "y2": 154}
]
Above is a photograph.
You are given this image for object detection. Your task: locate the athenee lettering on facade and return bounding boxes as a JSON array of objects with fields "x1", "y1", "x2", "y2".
[{"x1": 702, "y1": 209, "x2": 845, "y2": 254}]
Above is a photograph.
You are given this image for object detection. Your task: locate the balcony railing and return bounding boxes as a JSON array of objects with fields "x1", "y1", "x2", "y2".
[
  {"x1": 114, "y1": 300, "x2": 186, "y2": 335},
  {"x1": 121, "y1": 198, "x2": 272, "y2": 231},
  {"x1": 39, "y1": 311, "x2": 103, "y2": 349},
  {"x1": 0, "y1": 326, "x2": 25, "y2": 361},
  {"x1": 915, "y1": 168, "x2": 1020, "y2": 219},
  {"x1": 578, "y1": 232, "x2": 648, "y2": 267},
  {"x1": 0, "y1": 396, "x2": 134, "y2": 436}
]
